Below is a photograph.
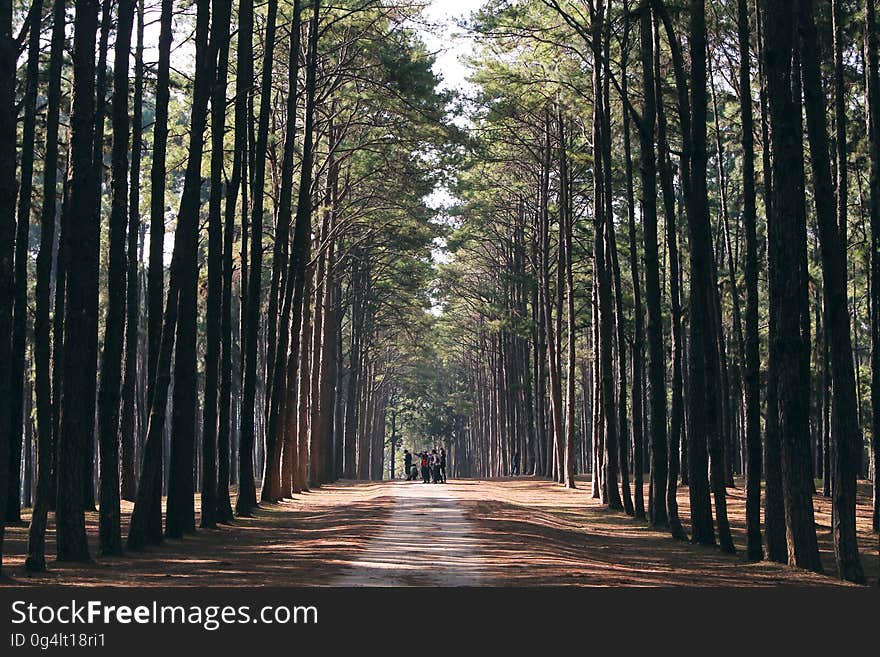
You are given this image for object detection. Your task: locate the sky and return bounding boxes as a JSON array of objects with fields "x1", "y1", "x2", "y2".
[
  {"x1": 419, "y1": 1, "x2": 486, "y2": 271},
  {"x1": 419, "y1": 0, "x2": 484, "y2": 93}
]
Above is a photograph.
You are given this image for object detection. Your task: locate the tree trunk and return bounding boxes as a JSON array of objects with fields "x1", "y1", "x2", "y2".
[
  {"x1": 82, "y1": 0, "x2": 113, "y2": 513},
  {"x1": 147, "y1": 0, "x2": 172, "y2": 420},
  {"x1": 165, "y1": 0, "x2": 214, "y2": 538},
  {"x1": 622, "y1": 4, "x2": 645, "y2": 518},
  {"x1": 130, "y1": 0, "x2": 214, "y2": 548},
  {"x1": 216, "y1": 0, "x2": 252, "y2": 523},
  {"x1": 738, "y1": 0, "x2": 764, "y2": 562},
  {"x1": 796, "y1": 0, "x2": 863, "y2": 582},
  {"x1": 638, "y1": 2, "x2": 666, "y2": 524},
  {"x1": 120, "y1": 0, "x2": 145, "y2": 504},
  {"x1": 762, "y1": 0, "x2": 822, "y2": 571},
  {"x1": 27, "y1": 0, "x2": 67, "y2": 572},
  {"x1": 96, "y1": 0, "x2": 136, "y2": 556},
  {"x1": 56, "y1": 0, "x2": 100, "y2": 562},
  {"x1": 653, "y1": 19, "x2": 687, "y2": 540},
  {"x1": 681, "y1": 0, "x2": 734, "y2": 552},
  {"x1": 281, "y1": 0, "x2": 320, "y2": 491},
  {"x1": 0, "y1": 0, "x2": 18, "y2": 572},
  {"x1": 6, "y1": 0, "x2": 43, "y2": 524},
  {"x1": 201, "y1": 0, "x2": 233, "y2": 529},
  {"x1": 866, "y1": 0, "x2": 880, "y2": 537},
  {"x1": 238, "y1": 0, "x2": 278, "y2": 515},
  {"x1": 600, "y1": 4, "x2": 633, "y2": 511},
  {"x1": 559, "y1": 115, "x2": 576, "y2": 489},
  {"x1": 263, "y1": 0, "x2": 302, "y2": 501}
]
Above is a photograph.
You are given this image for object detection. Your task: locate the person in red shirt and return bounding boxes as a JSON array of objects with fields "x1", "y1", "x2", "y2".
[{"x1": 420, "y1": 452, "x2": 430, "y2": 483}]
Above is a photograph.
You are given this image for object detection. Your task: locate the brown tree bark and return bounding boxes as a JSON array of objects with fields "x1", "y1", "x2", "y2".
[
  {"x1": 147, "y1": 0, "x2": 172, "y2": 413},
  {"x1": 282, "y1": 0, "x2": 321, "y2": 489},
  {"x1": 621, "y1": 2, "x2": 645, "y2": 519},
  {"x1": 762, "y1": 0, "x2": 822, "y2": 571},
  {"x1": 797, "y1": 0, "x2": 864, "y2": 582},
  {"x1": 216, "y1": 0, "x2": 253, "y2": 523},
  {"x1": 0, "y1": 0, "x2": 17, "y2": 572},
  {"x1": 120, "y1": 0, "x2": 145, "y2": 504},
  {"x1": 201, "y1": 0, "x2": 233, "y2": 529},
  {"x1": 559, "y1": 115, "x2": 576, "y2": 490},
  {"x1": 238, "y1": 0, "x2": 278, "y2": 515},
  {"x1": 638, "y1": 2, "x2": 666, "y2": 524},
  {"x1": 867, "y1": 0, "x2": 880, "y2": 538},
  {"x1": 738, "y1": 0, "x2": 764, "y2": 562},
  {"x1": 599, "y1": 4, "x2": 633, "y2": 511},
  {"x1": 27, "y1": 0, "x2": 67, "y2": 572},
  {"x1": 81, "y1": 0, "x2": 113, "y2": 512},
  {"x1": 56, "y1": 0, "x2": 101, "y2": 562},
  {"x1": 165, "y1": 0, "x2": 215, "y2": 538},
  {"x1": 684, "y1": 0, "x2": 734, "y2": 552},
  {"x1": 653, "y1": 20, "x2": 686, "y2": 540},
  {"x1": 263, "y1": 0, "x2": 303, "y2": 501},
  {"x1": 753, "y1": 0, "x2": 788, "y2": 563},
  {"x1": 96, "y1": 0, "x2": 136, "y2": 556},
  {"x1": 6, "y1": 0, "x2": 43, "y2": 524}
]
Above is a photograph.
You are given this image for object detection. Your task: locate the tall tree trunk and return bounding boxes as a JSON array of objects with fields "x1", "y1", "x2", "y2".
[
  {"x1": 559, "y1": 116, "x2": 576, "y2": 489},
  {"x1": 684, "y1": 0, "x2": 734, "y2": 552},
  {"x1": 82, "y1": 0, "x2": 113, "y2": 512},
  {"x1": 6, "y1": 0, "x2": 43, "y2": 523},
  {"x1": 638, "y1": 2, "x2": 666, "y2": 525},
  {"x1": 263, "y1": 0, "x2": 302, "y2": 501},
  {"x1": 709, "y1": 52, "x2": 746, "y2": 492},
  {"x1": 762, "y1": 0, "x2": 822, "y2": 571},
  {"x1": 217, "y1": 0, "x2": 253, "y2": 523},
  {"x1": 797, "y1": 0, "x2": 863, "y2": 582},
  {"x1": 0, "y1": 0, "x2": 18, "y2": 572},
  {"x1": 754, "y1": 0, "x2": 788, "y2": 563},
  {"x1": 97, "y1": 0, "x2": 136, "y2": 556},
  {"x1": 130, "y1": 0, "x2": 214, "y2": 548},
  {"x1": 238, "y1": 0, "x2": 278, "y2": 515},
  {"x1": 738, "y1": 0, "x2": 764, "y2": 562},
  {"x1": 316, "y1": 140, "x2": 339, "y2": 484},
  {"x1": 147, "y1": 0, "x2": 172, "y2": 416},
  {"x1": 27, "y1": 0, "x2": 67, "y2": 572},
  {"x1": 120, "y1": 0, "x2": 145, "y2": 503},
  {"x1": 343, "y1": 264, "x2": 362, "y2": 480},
  {"x1": 282, "y1": 0, "x2": 320, "y2": 489},
  {"x1": 56, "y1": 0, "x2": 100, "y2": 562},
  {"x1": 165, "y1": 0, "x2": 214, "y2": 538},
  {"x1": 201, "y1": 0, "x2": 233, "y2": 529},
  {"x1": 866, "y1": 0, "x2": 880, "y2": 538},
  {"x1": 622, "y1": 3, "x2": 645, "y2": 519},
  {"x1": 295, "y1": 265, "x2": 313, "y2": 491},
  {"x1": 309, "y1": 178, "x2": 333, "y2": 487},
  {"x1": 537, "y1": 114, "x2": 551, "y2": 479},
  {"x1": 653, "y1": 19, "x2": 686, "y2": 540},
  {"x1": 601, "y1": 4, "x2": 633, "y2": 511}
]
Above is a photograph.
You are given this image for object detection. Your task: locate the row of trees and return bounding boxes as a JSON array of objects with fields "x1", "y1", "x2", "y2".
[
  {"x1": 434, "y1": 0, "x2": 879, "y2": 583},
  {"x1": 0, "y1": 0, "x2": 449, "y2": 574}
]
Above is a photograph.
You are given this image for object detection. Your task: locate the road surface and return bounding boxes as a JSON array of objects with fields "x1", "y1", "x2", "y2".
[{"x1": 335, "y1": 482, "x2": 486, "y2": 586}]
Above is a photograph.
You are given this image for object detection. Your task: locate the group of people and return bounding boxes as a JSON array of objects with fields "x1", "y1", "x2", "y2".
[{"x1": 403, "y1": 448, "x2": 446, "y2": 484}]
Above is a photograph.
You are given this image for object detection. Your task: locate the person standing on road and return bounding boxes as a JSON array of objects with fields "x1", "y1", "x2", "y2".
[
  {"x1": 439, "y1": 448, "x2": 447, "y2": 483},
  {"x1": 404, "y1": 449, "x2": 413, "y2": 480},
  {"x1": 430, "y1": 449, "x2": 441, "y2": 483},
  {"x1": 421, "y1": 452, "x2": 430, "y2": 483}
]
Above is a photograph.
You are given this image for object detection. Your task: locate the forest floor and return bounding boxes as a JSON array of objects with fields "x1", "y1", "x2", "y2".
[{"x1": 1, "y1": 478, "x2": 876, "y2": 586}]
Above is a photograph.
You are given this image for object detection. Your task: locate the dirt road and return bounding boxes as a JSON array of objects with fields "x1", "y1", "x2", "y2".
[
  {"x1": 334, "y1": 482, "x2": 485, "y2": 586},
  {"x1": 2, "y1": 478, "x2": 869, "y2": 586}
]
